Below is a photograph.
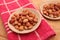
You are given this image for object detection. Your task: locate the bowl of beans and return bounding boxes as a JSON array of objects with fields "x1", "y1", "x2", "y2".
[
  {"x1": 40, "y1": 0, "x2": 60, "y2": 20},
  {"x1": 8, "y1": 8, "x2": 42, "y2": 34}
]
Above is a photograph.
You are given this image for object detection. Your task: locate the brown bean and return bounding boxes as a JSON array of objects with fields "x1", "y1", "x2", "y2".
[
  {"x1": 43, "y1": 10, "x2": 48, "y2": 15},
  {"x1": 55, "y1": 11, "x2": 60, "y2": 17},
  {"x1": 56, "y1": 3, "x2": 60, "y2": 8},
  {"x1": 33, "y1": 17, "x2": 38, "y2": 23},
  {"x1": 49, "y1": 4, "x2": 54, "y2": 9},
  {"x1": 21, "y1": 16, "x2": 26, "y2": 20},
  {"x1": 15, "y1": 25, "x2": 19, "y2": 29},
  {"x1": 23, "y1": 19, "x2": 28, "y2": 23},
  {"x1": 28, "y1": 25, "x2": 33, "y2": 29},
  {"x1": 26, "y1": 15, "x2": 29, "y2": 18},
  {"x1": 29, "y1": 13, "x2": 35, "y2": 18},
  {"x1": 19, "y1": 19, "x2": 22, "y2": 23},
  {"x1": 30, "y1": 21, "x2": 34, "y2": 24},
  {"x1": 26, "y1": 22, "x2": 31, "y2": 26},
  {"x1": 21, "y1": 10, "x2": 29, "y2": 15},
  {"x1": 43, "y1": 5, "x2": 49, "y2": 9},
  {"x1": 28, "y1": 17, "x2": 33, "y2": 21},
  {"x1": 53, "y1": 15, "x2": 57, "y2": 18},
  {"x1": 54, "y1": 6, "x2": 59, "y2": 11},
  {"x1": 16, "y1": 16, "x2": 20, "y2": 20},
  {"x1": 58, "y1": 14, "x2": 60, "y2": 17},
  {"x1": 11, "y1": 16, "x2": 15, "y2": 19},
  {"x1": 33, "y1": 23, "x2": 36, "y2": 26},
  {"x1": 14, "y1": 14, "x2": 19, "y2": 17},
  {"x1": 52, "y1": 9, "x2": 56, "y2": 12},
  {"x1": 23, "y1": 23, "x2": 26, "y2": 26},
  {"x1": 24, "y1": 26, "x2": 28, "y2": 30},
  {"x1": 21, "y1": 13, "x2": 27, "y2": 16},
  {"x1": 52, "y1": 12, "x2": 58, "y2": 18},
  {"x1": 23, "y1": 9, "x2": 29, "y2": 14},
  {"x1": 48, "y1": 9, "x2": 52, "y2": 14},
  {"x1": 12, "y1": 23, "x2": 15, "y2": 26},
  {"x1": 9, "y1": 19, "x2": 15, "y2": 24},
  {"x1": 49, "y1": 14, "x2": 53, "y2": 18},
  {"x1": 14, "y1": 21, "x2": 18, "y2": 25},
  {"x1": 19, "y1": 26, "x2": 24, "y2": 31},
  {"x1": 18, "y1": 23, "x2": 21, "y2": 26}
]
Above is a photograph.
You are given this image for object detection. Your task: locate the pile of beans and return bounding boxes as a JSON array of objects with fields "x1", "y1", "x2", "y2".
[
  {"x1": 9, "y1": 10, "x2": 38, "y2": 31},
  {"x1": 43, "y1": 3, "x2": 60, "y2": 18}
]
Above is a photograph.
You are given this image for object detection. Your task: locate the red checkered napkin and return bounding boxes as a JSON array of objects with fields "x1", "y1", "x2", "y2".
[{"x1": 0, "y1": 0, "x2": 56, "y2": 40}]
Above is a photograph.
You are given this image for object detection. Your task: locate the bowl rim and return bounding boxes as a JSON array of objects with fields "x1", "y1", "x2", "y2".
[{"x1": 8, "y1": 8, "x2": 42, "y2": 34}]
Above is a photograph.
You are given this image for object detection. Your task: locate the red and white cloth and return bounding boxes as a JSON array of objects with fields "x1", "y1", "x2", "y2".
[{"x1": 0, "y1": 0, "x2": 56, "y2": 40}]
